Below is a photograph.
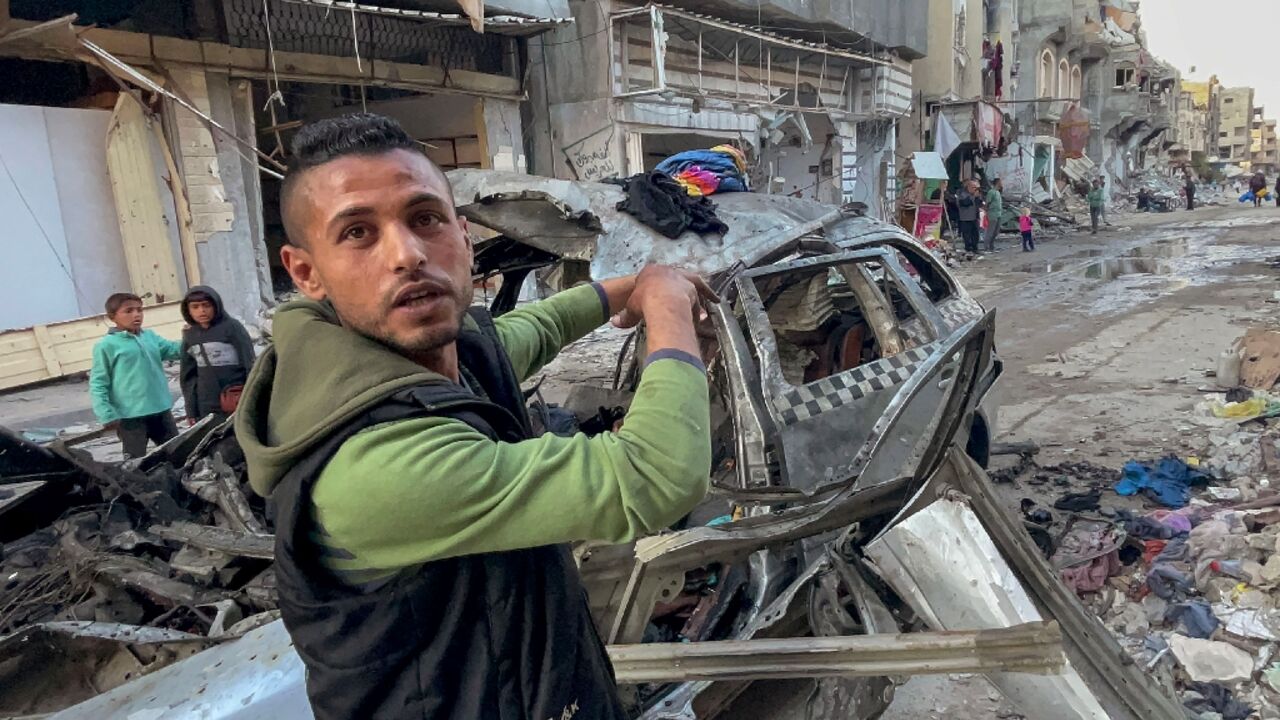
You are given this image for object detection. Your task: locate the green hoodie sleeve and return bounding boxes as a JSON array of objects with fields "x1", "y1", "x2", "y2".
[
  {"x1": 310, "y1": 357, "x2": 711, "y2": 576},
  {"x1": 148, "y1": 330, "x2": 183, "y2": 362},
  {"x1": 89, "y1": 339, "x2": 119, "y2": 424},
  {"x1": 493, "y1": 283, "x2": 607, "y2": 382}
]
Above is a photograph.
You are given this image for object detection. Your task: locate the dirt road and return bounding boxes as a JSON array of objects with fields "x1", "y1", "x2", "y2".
[{"x1": 963, "y1": 203, "x2": 1280, "y2": 470}]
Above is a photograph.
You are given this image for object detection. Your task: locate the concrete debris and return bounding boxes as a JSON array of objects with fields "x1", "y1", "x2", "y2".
[{"x1": 1167, "y1": 635, "x2": 1255, "y2": 684}]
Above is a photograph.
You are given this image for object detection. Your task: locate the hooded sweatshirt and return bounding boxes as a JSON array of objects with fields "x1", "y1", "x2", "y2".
[
  {"x1": 180, "y1": 286, "x2": 256, "y2": 419},
  {"x1": 235, "y1": 283, "x2": 711, "y2": 585},
  {"x1": 90, "y1": 327, "x2": 184, "y2": 423}
]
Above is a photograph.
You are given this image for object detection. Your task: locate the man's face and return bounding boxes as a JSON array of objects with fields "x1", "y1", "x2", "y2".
[
  {"x1": 280, "y1": 150, "x2": 473, "y2": 361},
  {"x1": 113, "y1": 301, "x2": 144, "y2": 333},
  {"x1": 188, "y1": 299, "x2": 216, "y2": 327}
]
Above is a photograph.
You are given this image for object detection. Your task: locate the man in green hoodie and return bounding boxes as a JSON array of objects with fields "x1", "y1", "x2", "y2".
[{"x1": 235, "y1": 113, "x2": 715, "y2": 720}]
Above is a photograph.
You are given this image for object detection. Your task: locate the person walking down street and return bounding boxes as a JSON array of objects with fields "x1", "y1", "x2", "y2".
[
  {"x1": 1019, "y1": 208, "x2": 1036, "y2": 252},
  {"x1": 1087, "y1": 180, "x2": 1106, "y2": 234},
  {"x1": 1250, "y1": 172, "x2": 1267, "y2": 207},
  {"x1": 1184, "y1": 172, "x2": 1196, "y2": 211},
  {"x1": 235, "y1": 113, "x2": 715, "y2": 720},
  {"x1": 956, "y1": 179, "x2": 983, "y2": 254},
  {"x1": 984, "y1": 178, "x2": 1005, "y2": 252},
  {"x1": 1274, "y1": 176, "x2": 1280, "y2": 207}
]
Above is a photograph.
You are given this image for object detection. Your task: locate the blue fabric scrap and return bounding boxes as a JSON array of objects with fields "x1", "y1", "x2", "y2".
[{"x1": 1115, "y1": 456, "x2": 1210, "y2": 508}]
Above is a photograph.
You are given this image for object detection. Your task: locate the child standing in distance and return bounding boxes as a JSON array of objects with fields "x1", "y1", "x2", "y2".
[
  {"x1": 1019, "y1": 208, "x2": 1036, "y2": 252},
  {"x1": 89, "y1": 293, "x2": 184, "y2": 459},
  {"x1": 180, "y1": 286, "x2": 256, "y2": 423}
]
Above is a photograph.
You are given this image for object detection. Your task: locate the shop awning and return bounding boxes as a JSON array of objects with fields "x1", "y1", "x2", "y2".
[{"x1": 282, "y1": 0, "x2": 574, "y2": 35}]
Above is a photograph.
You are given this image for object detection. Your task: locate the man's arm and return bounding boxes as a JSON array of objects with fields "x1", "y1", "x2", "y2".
[
  {"x1": 89, "y1": 342, "x2": 119, "y2": 425},
  {"x1": 312, "y1": 266, "x2": 714, "y2": 573},
  {"x1": 311, "y1": 356, "x2": 710, "y2": 571},
  {"x1": 492, "y1": 282, "x2": 617, "y2": 382}
]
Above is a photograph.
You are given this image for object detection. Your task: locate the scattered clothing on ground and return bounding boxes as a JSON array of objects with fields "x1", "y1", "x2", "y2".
[
  {"x1": 1054, "y1": 488, "x2": 1102, "y2": 512},
  {"x1": 1146, "y1": 563, "x2": 1194, "y2": 600},
  {"x1": 1115, "y1": 457, "x2": 1210, "y2": 508},
  {"x1": 1182, "y1": 681, "x2": 1253, "y2": 720},
  {"x1": 1166, "y1": 599, "x2": 1219, "y2": 639}
]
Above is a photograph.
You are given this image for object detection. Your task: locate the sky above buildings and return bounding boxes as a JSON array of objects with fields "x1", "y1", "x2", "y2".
[{"x1": 1141, "y1": 0, "x2": 1280, "y2": 115}]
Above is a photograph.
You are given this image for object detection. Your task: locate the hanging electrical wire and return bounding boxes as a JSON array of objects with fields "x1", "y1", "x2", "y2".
[{"x1": 261, "y1": 0, "x2": 287, "y2": 111}]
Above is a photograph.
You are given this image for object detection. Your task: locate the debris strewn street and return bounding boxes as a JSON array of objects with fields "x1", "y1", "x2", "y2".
[{"x1": 5, "y1": 0, "x2": 1280, "y2": 717}]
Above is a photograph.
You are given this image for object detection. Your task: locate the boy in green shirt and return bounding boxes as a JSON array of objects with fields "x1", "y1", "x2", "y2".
[{"x1": 89, "y1": 293, "x2": 184, "y2": 459}]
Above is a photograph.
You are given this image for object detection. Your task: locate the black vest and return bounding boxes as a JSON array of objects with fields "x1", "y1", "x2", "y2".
[{"x1": 271, "y1": 309, "x2": 627, "y2": 720}]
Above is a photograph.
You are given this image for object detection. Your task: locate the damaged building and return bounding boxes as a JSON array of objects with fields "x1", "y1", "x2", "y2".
[
  {"x1": 900, "y1": 0, "x2": 1020, "y2": 196},
  {"x1": 525, "y1": 0, "x2": 922, "y2": 219},
  {"x1": 0, "y1": 0, "x2": 568, "y2": 391},
  {"x1": 1005, "y1": 0, "x2": 1179, "y2": 201}
]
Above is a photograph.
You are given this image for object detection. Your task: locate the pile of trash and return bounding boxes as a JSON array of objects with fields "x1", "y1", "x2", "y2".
[
  {"x1": 0, "y1": 417, "x2": 277, "y2": 716},
  {"x1": 1000, "y1": 369, "x2": 1280, "y2": 717}
]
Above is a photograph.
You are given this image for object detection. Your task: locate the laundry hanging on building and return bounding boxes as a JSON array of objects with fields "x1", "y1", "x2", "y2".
[
  {"x1": 654, "y1": 145, "x2": 750, "y2": 197},
  {"x1": 614, "y1": 171, "x2": 729, "y2": 239}
]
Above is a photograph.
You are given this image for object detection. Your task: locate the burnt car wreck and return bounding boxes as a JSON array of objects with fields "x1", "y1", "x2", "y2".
[{"x1": 0, "y1": 172, "x2": 1183, "y2": 720}]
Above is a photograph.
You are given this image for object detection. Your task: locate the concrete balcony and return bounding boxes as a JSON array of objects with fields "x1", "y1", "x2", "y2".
[{"x1": 665, "y1": 0, "x2": 927, "y2": 57}]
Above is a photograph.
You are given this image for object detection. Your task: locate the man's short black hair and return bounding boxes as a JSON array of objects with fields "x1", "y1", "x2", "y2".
[
  {"x1": 185, "y1": 290, "x2": 213, "y2": 305},
  {"x1": 279, "y1": 113, "x2": 450, "y2": 246},
  {"x1": 105, "y1": 292, "x2": 141, "y2": 317}
]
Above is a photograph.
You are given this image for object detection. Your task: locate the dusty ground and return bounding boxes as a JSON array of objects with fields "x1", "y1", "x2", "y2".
[{"x1": 4, "y1": 202, "x2": 1278, "y2": 719}]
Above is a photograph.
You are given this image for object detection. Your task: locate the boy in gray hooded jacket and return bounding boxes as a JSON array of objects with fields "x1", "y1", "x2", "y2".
[{"x1": 180, "y1": 286, "x2": 256, "y2": 422}]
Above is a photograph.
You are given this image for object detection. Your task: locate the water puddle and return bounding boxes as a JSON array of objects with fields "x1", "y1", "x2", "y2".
[
  {"x1": 1015, "y1": 238, "x2": 1188, "y2": 276},
  {"x1": 1011, "y1": 233, "x2": 1278, "y2": 316},
  {"x1": 1078, "y1": 238, "x2": 1188, "y2": 281}
]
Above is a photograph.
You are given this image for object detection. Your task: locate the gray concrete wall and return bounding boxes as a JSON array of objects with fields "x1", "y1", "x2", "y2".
[{"x1": 194, "y1": 72, "x2": 271, "y2": 325}]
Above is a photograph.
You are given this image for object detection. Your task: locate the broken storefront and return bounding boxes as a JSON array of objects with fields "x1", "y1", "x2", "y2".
[{"x1": 0, "y1": 0, "x2": 557, "y2": 392}]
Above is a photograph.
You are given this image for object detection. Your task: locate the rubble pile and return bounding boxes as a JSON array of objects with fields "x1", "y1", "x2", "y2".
[
  {"x1": 1001, "y1": 387, "x2": 1280, "y2": 718},
  {"x1": 0, "y1": 419, "x2": 277, "y2": 716},
  {"x1": 1129, "y1": 169, "x2": 1184, "y2": 211}
]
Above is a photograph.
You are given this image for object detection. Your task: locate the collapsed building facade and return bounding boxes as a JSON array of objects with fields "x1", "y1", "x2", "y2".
[
  {"x1": 1007, "y1": 0, "x2": 1178, "y2": 201},
  {"x1": 525, "y1": 0, "x2": 923, "y2": 219}
]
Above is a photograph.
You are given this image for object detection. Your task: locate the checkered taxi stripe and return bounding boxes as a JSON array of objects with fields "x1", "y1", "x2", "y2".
[
  {"x1": 937, "y1": 296, "x2": 983, "y2": 329},
  {"x1": 772, "y1": 342, "x2": 940, "y2": 424}
]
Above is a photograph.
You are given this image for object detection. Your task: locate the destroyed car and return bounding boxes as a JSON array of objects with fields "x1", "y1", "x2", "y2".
[{"x1": 5, "y1": 172, "x2": 1183, "y2": 720}]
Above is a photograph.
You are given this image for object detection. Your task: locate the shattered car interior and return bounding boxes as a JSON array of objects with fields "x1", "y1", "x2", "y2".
[{"x1": 0, "y1": 171, "x2": 1184, "y2": 719}]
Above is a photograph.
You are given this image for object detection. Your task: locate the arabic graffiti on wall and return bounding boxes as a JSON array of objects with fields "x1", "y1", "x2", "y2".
[{"x1": 562, "y1": 126, "x2": 617, "y2": 182}]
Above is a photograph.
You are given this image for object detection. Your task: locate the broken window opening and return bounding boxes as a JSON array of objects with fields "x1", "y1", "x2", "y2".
[
  {"x1": 1114, "y1": 67, "x2": 1136, "y2": 89},
  {"x1": 747, "y1": 256, "x2": 919, "y2": 388}
]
